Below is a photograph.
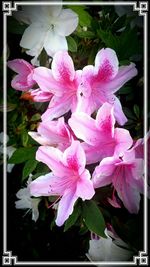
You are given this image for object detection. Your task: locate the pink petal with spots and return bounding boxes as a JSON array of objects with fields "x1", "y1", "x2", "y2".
[
  {"x1": 29, "y1": 172, "x2": 63, "y2": 196},
  {"x1": 95, "y1": 48, "x2": 119, "y2": 81},
  {"x1": 102, "y1": 63, "x2": 137, "y2": 94},
  {"x1": 51, "y1": 51, "x2": 75, "y2": 82},
  {"x1": 95, "y1": 102, "x2": 115, "y2": 137},
  {"x1": 63, "y1": 141, "x2": 86, "y2": 175}
]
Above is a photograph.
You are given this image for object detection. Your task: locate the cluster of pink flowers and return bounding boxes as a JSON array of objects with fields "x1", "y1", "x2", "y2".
[{"x1": 8, "y1": 48, "x2": 148, "y2": 227}]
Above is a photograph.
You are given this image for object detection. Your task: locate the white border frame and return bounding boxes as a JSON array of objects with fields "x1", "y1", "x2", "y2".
[{"x1": 2, "y1": 1, "x2": 149, "y2": 265}]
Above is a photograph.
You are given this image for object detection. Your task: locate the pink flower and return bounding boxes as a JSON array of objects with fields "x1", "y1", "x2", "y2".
[
  {"x1": 28, "y1": 117, "x2": 74, "y2": 151},
  {"x1": 77, "y1": 48, "x2": 137, "y2": 125},
  {"x1": 32, "y1": 51, "x2": 82, "y2": 121},
  {"x1": 29, "y1": 141, "x2": 95, "y2": 226},
  {"x1": 7, "y1": 59, "x2": 36, "y2": 91},
  {"x1": 69, "y1": 102, "x2": 133, "y2": 164},
  {"x1": 131, "y1": 131, "x2": 150, "y2": 187},
  {"x1": 20, "y1": 89, "x2": 53, "y2": 102},
  {"x1": 92, "y1": 150, "x2": 144, "y2": 213},
  {"x1": 132, "y1": 131, "x2": 150, "y2": 170}
]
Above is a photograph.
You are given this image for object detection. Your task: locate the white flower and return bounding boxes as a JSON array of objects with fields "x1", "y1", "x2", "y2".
[
  {"x1": 14, "y1": 4, "x2": 79, "y2": 65},
  {"x1": 15, "y1": 175, "x2": 41, "y2": 222},
  {"x1": 86, "y1": 229, "x2": 134, "y2": 264},
  {"x1": 0, "y1": 132, "x2": 16, "y2": 173}
]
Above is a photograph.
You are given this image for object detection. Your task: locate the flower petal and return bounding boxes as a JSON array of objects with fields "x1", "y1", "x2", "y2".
[
  {"x1": 29, "y1": 89, "x2": 53, "y2": 102},
  {"x1": 41, "y1": 5, "x2": 62, "y2": 18},
  {"x1": 95, "y1": 102, "x2": 115, "y2": 137},
  {"x1": 80, "y1": 65, "x2": 95, "y2": 97},
  {"x1": 29, "y1": 172, "x2": 63, "y2": 196},
  {"x1": 63, "y1": 140, "x2": 86, "y2": 174},
  {"x1": 7, "y1": 59, "x2": 34, "y2": 75},
  {"x1": 28, "y1": 131, "x2": 51, "y2": 146},
  {"x1": 114, "y1": 128, "x2": 133, "y2": 156},
  {"x1": 36, "y1": 117, "x2": 71, "y2": 147},
  {"x1": 54, "y1": 8, "x2": 78, "y2": 36},
  {"x1": 15, "y1": 199, "x2": 32, "y2": 209},
  {"x1": 44, "y1": 29, "x2": 68, "y2": 57},
  {"x1": 113, "y1": 96, "x2": 128, "y2": 125},
  {"x1": 101, "y1": 63, "x2": 137, "y2": 93},
  {"x1": 95, "y1": 48, "x2": 119, "y2": 81},
  {"x1": 114, "y1": 166, "x2": 141, "y2": 213},
  {"x1": 33, "y1": 67, "x2": 62, "y2": 95},
  {"x1": 31, "y1": 198, "x2": 40, "y2": 222},
  {"x1": 11, "y1": 74, "x2": 33, "y2": 91},
  {"x1": 82, "y1": 143, "x2": 102, "y2": 165},
  {"x1": 52, "y1": 51, "x2": 75, "y2": 82},
  {"x1": 92, "y1": 157, "x2": 119, "y2": 188},
  {"x1": 55, "y1": 188, "x2": 78, "y2": 226},
  {"x1": 76, "y1": 169, "x2": 95, "y2": 200},
  {"x1": 69, "y1": 112, "x2": 99, "y2": 145},
  {"x1": 36, "y1": 146, "x2": 69, "y2": 177},
  {"x1": 20, "y1": 23, "x2": 46, "y2": 50},
  {"x1": 41, "y1": 95, "x2": 72, "y2": 121}
]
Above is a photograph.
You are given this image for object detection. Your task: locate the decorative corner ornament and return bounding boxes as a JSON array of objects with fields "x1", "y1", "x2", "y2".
[
  {"x1": 2, "y1": 1, "x2": 18, "y2": 16},
  {"x1": 133, "y1": 1, "x2": 148, "y2": 16},
  {"x1": 134, "y1": 251, "x2": 149, "y2": 265},
  {"x1": 2, "y1": 251, "x2": 18, "y2": 265}
]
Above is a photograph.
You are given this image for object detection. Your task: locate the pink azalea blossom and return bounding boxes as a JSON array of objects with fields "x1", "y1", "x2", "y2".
[
  {"x1": 7, "y1": 59, "x2": 36, "y2": 91},
  {"x1": 92, "y1": 150, "x2": 144, "y2": 213},
  {"x1": 131, "y1": 131, "x2": 150, "y2": 187},
  {"x1": 28, "y1": 117, "x2": 75, "y2": 151},
  {"x1": 32, "y1": 51, "x2": 82, "y2": 121},
  {"x1": 29, "y1": 141, "x2": 95, "y2": 226},
  {"x1": 69, "y1": 102, "x2": 133, "y2": 164},
  {"x1": 20, "y1": 89, "x2": 53, "y2": 102},
  {"x1": 77, "y1": 48, "x2": 138, "y2": 125},
  {"x1": 132, "y1": 131, "x2": 150, "y2": 171}
]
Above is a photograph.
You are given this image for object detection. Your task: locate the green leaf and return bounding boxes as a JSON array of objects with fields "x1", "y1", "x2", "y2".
[
  {"x1": 6, "y1": 103, "x2": 17, "y2": 112},
  {"x1": 8, "y1": 147, "x2": 37, "y2": 164},
  {"x1": 22, "y1": 132, "x2": 29, "y2": 147},
  {"x1": 119, "y1": 60, "x2": 131, "y2": 66},
  {"x1": 82, "y1": 200, "x2": 106, "y2": 238},
  {"x1": 133, "y1": 104, "x2": 140, "y2": 118},
  {"x1": 76, "y1": 30, "x2": 95, "y2": 39},
  {"x1": 64, "y1": 203, "x2": 81, "y2": 232},
  {"x1": 7, "y1": 17, "x2": 27, "y2": 34},
  {"x1": 39, "y1": 48, "x2": 48, "y2": 66},
  {"x1": 123, "y1": 107, "x2": 137, "y2": 120},
  {"x1": 35, "y1": 162, "x2": 50, "y2": 173},
  {"x1": 118, "y1": 86, "x2": 132, "y2": 95},
  {"x1": 22, "y1": 159, "x2": 38, "y2": 180},
  {"x1": 69, "y1": 6, "x2": 92, "y2": 27},
  {"x1": 31, "y1": 172, "x2": 48, "y2": 180},
  {"x1": 31, "y1": 113, "x2": 41, "y2": 121},
  {"x1": 67, "y1": 36, "x2": 77, "y2": 52},
  {"x1": 112, "y1": 15, "x2": 126, "y2": 32}
]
